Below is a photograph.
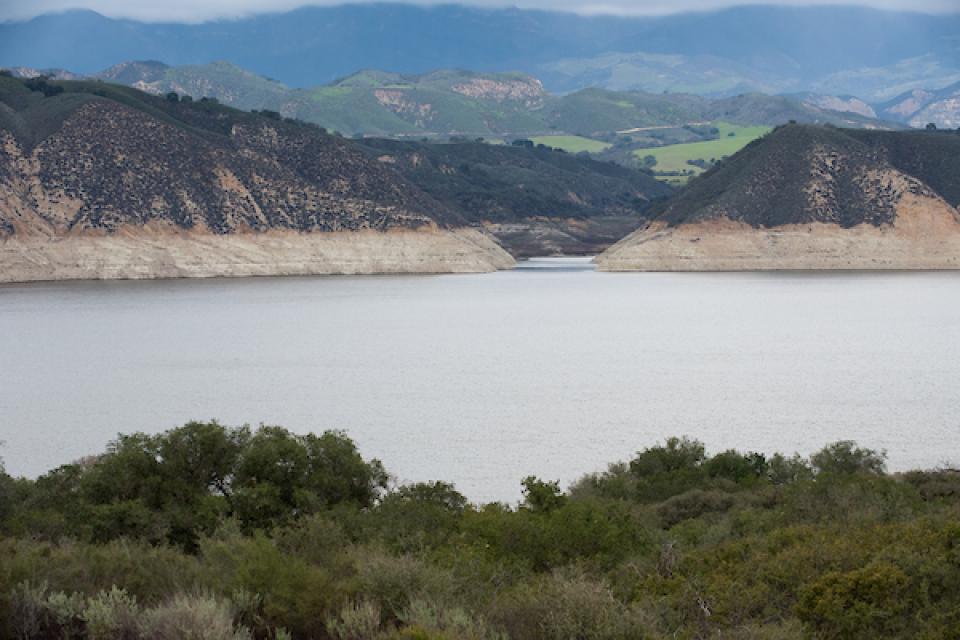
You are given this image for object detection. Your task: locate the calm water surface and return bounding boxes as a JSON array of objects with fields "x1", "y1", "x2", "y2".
[{"x1": 2, "y1": 258, "x2": 959, "y2": 502}]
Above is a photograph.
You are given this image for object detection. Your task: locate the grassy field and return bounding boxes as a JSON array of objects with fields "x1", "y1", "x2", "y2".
[
  {"x1": 530, "y1": 134, "x2": 612, "y2": 153},
  {"x1": 635, "y1": 122, "x2": 772, "y2": 181}
]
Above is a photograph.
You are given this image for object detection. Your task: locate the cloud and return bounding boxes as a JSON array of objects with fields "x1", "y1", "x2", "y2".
[{"x1": 0, "y1": 0, "x2": 957, "y2": 23}]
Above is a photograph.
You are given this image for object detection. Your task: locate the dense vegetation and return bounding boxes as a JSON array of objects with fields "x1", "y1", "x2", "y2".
[{"x1": 2, "y1": 422, "x2": 959, "y2": 639}]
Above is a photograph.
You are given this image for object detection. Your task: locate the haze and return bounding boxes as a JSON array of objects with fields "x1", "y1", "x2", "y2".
[{"x1": 1, "y1": 0, "x2": 958, "y2": 23}]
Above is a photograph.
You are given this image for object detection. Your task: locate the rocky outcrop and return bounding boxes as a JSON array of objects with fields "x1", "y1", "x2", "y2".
[{"x1": 596, "y1": 125, "x2": 960, "y2": 271}]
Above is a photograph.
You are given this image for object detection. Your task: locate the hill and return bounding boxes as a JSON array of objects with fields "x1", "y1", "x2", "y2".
[
  {"x1": 357, "y1": 137, "x2": 672, "y2": 255},
  {"x1": 876, "y1": 81, "x2": 960, "y2": 129},
  {"x1": 0, "y1": 75, "x2": 675, "y2": 280},
  {"x1": 1, "y1": 5, "x2": 956, "y2": 100},
  {"x1": 0, "y1": 74, "x2": 518, "y2": 280},
  {"x1": 597, "y1": 125, "x2": 960, "y2": 270},
  {"x1": 15, "y1": 61, "x2": 901, "y2": 143}
]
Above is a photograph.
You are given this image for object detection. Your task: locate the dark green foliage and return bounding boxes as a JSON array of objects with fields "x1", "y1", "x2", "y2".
[
  {"x1": 1, "y1": 422, "x2": 385, "y2": 550},
  {"x1": 355, "y1": 137, "x2": 671, "y2": 229},
  {"x1": 810, "y1": 441, "x2": 886, "y2": 476},
  {"x1": 656, "y1": 489, "x2": 735, "y2": 527},
  {"x1": 233, "y1": 427, "x2": 387, "y2": 532},
  {"x1": 3, "y1": 428, "x2": 959, "y2": 639},
  {"x1": 22, "y1": 76, "x2": 65, "y2": 97},
  {"x1": 521, "y1": 477, "x2": 566, "y2": 513},
  {"x1": 631, "y1": 437, "x2": 706, "y2": 477}
]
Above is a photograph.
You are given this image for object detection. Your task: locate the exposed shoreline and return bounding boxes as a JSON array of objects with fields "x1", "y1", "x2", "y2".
[
  {"x1": 0, "y1": 227, "x2": 516, "y2": 284},
  {"x1": 596, "y1": 196, "x2": 960, "y2": 272}
]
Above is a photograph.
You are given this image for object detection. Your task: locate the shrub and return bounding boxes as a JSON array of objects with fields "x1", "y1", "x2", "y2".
[
  {"x1": 631, "y1": 437, "x2": 706, "y2": 477},
  {"x1": 796, "y1": 562, "x2": 914, "y2": 638},
  {"x1": 705, "y1": 451, "x2": 767, "y2": 483},
  {"x1": 398, "y1": 599, "x2": 505, "y2": 640},
  {"x1": 657, "y1": 489, "x2": 736, "y2": 527},
  {"x1": 365, "y1": 482, "x2": 467, "y2": 552},
  {"x1": 200, "y1": 533, "x2": 337, "y2": 637},
  {"x1": 766, "y1": 453, "x2": 813, "y2": 485},
  {"x1": 140, "y1": 593, "x2": 251, "y2": 640},
  {"x1": 275, "y1": 514, "x2": 348, "y2": 566},
  {"x1": 489, "y1": 569, "x2": 655, "y2": 640},
  {"x1": 9, "y1": 581, "x2": 50, "y2": 640},
  {"x1": 82, "y1": 586, "x2": 141, "y2": 640},
  {"x1": 810, "y1": 442, "x2": 886, "y2": 476},
  {"x1": 326, "y1": 599, "x2": 382, "y2": 640},
  {"x1": 521, "y1": 477, "x2": 566, "y2": 513},
  {"x1": 45, "y1": 590, "x2": 86, "y2": 639},
  {"x1": 350, "y1": 550, "x2": 457, "y2": 619}
]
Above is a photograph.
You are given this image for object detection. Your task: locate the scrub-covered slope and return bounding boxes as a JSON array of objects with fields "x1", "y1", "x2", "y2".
[
  {"x1": 597, "y1": 125, "x2": 960, "y2": 270},
  {"x1": 0, "y1": 75, "x2": 514, "y2": 281}
]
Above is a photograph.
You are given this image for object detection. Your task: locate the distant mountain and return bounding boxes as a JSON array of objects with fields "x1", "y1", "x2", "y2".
[
  {"x1": 809, "y1": 55, "x2": 960, "y2": 102},
  {"x1": 4, "y1": 66, "x2": 83, "y2": 80},
  {"x1": 7, "y1": 61, "x2": 900, "y2": 141},
  {"x1": 0, "y1": 5, "x2": 957, "y2": 98},
  {"x1": 793, "y1": 94, "x2": 878, "y2": 119},
  {"x1": 875, "y1": 81, "x2": 960, "y2": 129},
  {"x1": 597, "y1": 125, "x2": 960, "y2": 271}
]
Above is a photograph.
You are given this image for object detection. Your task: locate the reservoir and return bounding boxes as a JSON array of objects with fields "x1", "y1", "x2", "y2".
[{"x1": 2, "y1": 258, "x2": 958, "y2": 503}]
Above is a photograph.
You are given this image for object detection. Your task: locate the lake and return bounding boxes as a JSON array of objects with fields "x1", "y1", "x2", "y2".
[{"x1": 2, "y1": 258, "x2": 959, "y2": 503}]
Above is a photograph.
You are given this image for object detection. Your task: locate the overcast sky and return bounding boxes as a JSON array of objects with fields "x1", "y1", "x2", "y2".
[{"x1": 0, "y1": 0, "x2": 956, "y2": 23}]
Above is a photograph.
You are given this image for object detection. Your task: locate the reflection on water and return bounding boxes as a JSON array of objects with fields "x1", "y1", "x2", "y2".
[
  {"x1": 515, "y1": 256, "x2": 597, "y2": 271},
  {"x1": 2, "y1": 262, "x2": 959, "y2": 502}
]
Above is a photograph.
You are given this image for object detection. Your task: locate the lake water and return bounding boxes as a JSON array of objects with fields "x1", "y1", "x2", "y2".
[{"x1": 2, "y1": 258, "x2": 959, "y2": 503}]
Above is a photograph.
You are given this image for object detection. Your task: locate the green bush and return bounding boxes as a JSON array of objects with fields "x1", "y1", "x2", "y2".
[
  {"x1": 810, "y1": 441, "x2": 886, "y2": 476},
  {"x1": 657, "y1": 489, "x2": 736, "y2": 527},
  {"x1": 489, "y1": 569, "x2": 656, "y2": 640},
  {"x1": 797, "y1": 563, "x2": 915, "y2": 638},
  {"x1": 200, "y1": 532, "x2": 338, "y2": 637}
]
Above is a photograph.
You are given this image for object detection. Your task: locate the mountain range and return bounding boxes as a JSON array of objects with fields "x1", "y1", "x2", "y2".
[
  {"x1": 1, "y1": 5, "x2": 957, "y2": 100},
  {"x1": 3, "y1": 61, "x2": 908, "y2": 141}
]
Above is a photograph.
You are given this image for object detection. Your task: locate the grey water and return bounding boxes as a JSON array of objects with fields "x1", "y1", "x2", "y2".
[{"x1": 2, "y1": 258, "x2": 959, "y2": 503}]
